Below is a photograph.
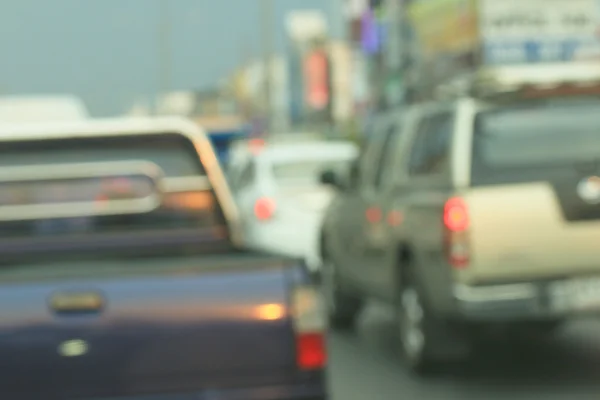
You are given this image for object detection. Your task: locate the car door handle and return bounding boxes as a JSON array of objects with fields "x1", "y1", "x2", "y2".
[{"x1": 49, "y1": 290, "x2": 105, "y2": 314}]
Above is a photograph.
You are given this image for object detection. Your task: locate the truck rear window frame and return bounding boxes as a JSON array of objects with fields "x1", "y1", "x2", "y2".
[{"x1": 470, "y1": 98, "x2": 600, "y2": 187}]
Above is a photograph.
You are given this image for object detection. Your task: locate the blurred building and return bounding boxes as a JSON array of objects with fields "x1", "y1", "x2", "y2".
[
  {"x1": 224, "y1": 8, "x2": 355, "y2": 136},
  {"x1": 285, "y1": 10, "x2": 331, "y2": 128},
  {"x1": 157, "y1": 88, "x2": 242, "y2": 118},
  {"x1": 234, "y1": 55, "x2": 290, "y2": 133},
  {"x1": 284, "y1": 10, "x2": 354, "y2": 131},
  {"x1": 329, "y1": 41, "x2": 353, "y2": 123},
  {"x1": 342, "y1": 0, "x2": 600, "y2": 110},
  {"x1": 156, "y1": 88, "x2": 248, "y2": 134},
  {"x1": 342, "y1": 0, "x2": 422, "y2": 110},
  {"x1": 0, "y1": 95, "x2": 90, "y2": 123},
  {"x1": 156, "y1": 91, "x2": 196, "y2": 116},
  {"x1": 127, "y1": 99, "x2": 152, "y2": 117}
]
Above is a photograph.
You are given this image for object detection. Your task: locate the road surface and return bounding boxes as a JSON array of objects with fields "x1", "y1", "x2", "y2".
[{"x1": 330, "y1": 302, "x2": 600, "y2": 399}]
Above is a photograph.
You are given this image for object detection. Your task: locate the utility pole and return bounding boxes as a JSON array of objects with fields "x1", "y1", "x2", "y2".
[
  {"x1": 158, "y1": 0, "x2": 171, "y2": 114},
  {"x1": 260, "y1": 0, "x2": 274, "y2": 134}
]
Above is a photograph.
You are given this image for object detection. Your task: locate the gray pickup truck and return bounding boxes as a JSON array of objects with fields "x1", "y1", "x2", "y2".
[
  {"x1": 0, "y1": 117, "x2": 327, "y2": 399},
  {"x1": 319, "y1": 92, "x2": 600, "y2": 375}
]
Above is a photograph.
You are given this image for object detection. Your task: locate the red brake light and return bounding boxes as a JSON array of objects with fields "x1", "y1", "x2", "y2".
[
  {"x1": 254, "y1": 197, "x2": 276, "y2": 220},
  {"x1": 365, "y1": 207, "x2": 382, "y2": 223},
  {"x1": 443, "y1": 197, "x2": 470, "y2": 269},
  {"x1": 297, "y1": 333, "x2": 326, "y2": 369},
  {"x1": 293, "y1": 287, "x2": 327, "y2": 370},
  {"x1": 249, "y1": 138, "x2": 265, "y2": 155},
  {"x1": 386, "y1": 210, "x2": 403, "y2": 227},
  {"x1": 165, "y1": 192, "x2": 211, "y2": 210},
  {"x1": 443, "y1": 197, "x2": 469, "y2": 232}
]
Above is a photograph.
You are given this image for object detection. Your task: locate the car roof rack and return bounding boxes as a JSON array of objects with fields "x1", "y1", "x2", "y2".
[{"x1": 433, "y1": 62, "x2": 600, "y2": 102}]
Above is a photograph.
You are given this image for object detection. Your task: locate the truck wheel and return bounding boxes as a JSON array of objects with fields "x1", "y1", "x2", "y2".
[
  {"x1": 396, "y1": 268, "x2": 469, "y2": 375},
  {"x1": 397, "y1": 273, "x2": 432, "y2": 374},
  {"x1": 321, "y1": 258, "x2": 362, "y2": 330}
]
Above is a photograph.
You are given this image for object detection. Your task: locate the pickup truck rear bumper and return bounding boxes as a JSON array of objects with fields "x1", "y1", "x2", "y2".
[
  {"x1": 454, "y1": 283, "x2": 542, "y2": 320},
  {"x1": 452, "y1": 281, "x2": 597, "y2": 321},
  {"x1": 88, "y1": 384, "x2": 326, "y2": 400},
  {"x1": 9, "y1": 383, "x2": 326, "y2": 400}
]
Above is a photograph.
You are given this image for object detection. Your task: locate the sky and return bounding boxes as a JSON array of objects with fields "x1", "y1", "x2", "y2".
[{"x1": 0, "y1": 0, "x2": 341, "y2": 116}]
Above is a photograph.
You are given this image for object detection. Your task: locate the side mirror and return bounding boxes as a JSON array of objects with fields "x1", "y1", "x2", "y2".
[{"x1": 319, "y1": 169, "x2": 339, "y2": 187}]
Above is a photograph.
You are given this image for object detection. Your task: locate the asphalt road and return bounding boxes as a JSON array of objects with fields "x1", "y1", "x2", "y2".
[{"x1": 329, "y1": 302, "x2": 600, "y2": 400}]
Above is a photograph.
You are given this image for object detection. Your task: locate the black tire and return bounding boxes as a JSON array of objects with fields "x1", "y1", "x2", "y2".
[
  {"x1": 321, "y1": 257, "x2": 363, "y2": 330},
  {"x1": 395, "y1": 267, "x2": 471, "y2": 376}
]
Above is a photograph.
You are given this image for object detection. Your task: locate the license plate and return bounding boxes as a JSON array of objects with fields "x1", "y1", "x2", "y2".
[{"x1": 549, "y1": 277, "x2": 600, "y2": 312}]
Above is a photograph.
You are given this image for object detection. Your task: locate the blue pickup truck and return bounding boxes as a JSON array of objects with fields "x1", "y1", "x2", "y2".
[{"x1": 0, "y1": 117, "x2": 327, "y2": 400}]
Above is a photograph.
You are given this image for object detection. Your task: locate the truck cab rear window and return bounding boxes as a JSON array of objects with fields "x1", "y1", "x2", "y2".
[
  {"x1": 471, "y1": 100, "x2": 600, "y2": 185},
  {"x1": 0, "y1": 133, "x2": 205, "y2": 177},
  {"x1": 0, "y1": 174, "x2": 156, "y2": 206},
  {"x1": 0, "y1": 132, "x2": 229, "y2": 260}
]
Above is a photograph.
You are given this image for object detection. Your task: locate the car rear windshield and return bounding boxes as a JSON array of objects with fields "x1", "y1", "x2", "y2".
[
  {"x1": 471, "y1": 99, "x2": 600, "y2": 185},
  {"x1": 272, "y1": 158, "x2": 351, "y2": 186}
]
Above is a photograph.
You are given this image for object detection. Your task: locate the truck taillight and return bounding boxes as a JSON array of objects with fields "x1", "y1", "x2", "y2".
[
  {"x1": 292, "y1": 286, "x2": 326, "y2": 370},
  {"x1": 444, "y1": 197, "x2": 469, "y2": 232},
  {"x1": 443, "y1": 197, "x2": 470, "y2": 269},
  {"x1": 254, "y1": 197, "x2": 276, "y2": 221},
  {"x1": 164, "y1": 192, "x2": 210, "y2": 210},
  {"x1": 249, "y1": 139, "x2": 266, "y2": 155}
]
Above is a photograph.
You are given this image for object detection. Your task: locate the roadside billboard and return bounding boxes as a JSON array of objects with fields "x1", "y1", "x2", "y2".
[
  {"x1": 361, "y1": 8, "x2": 385, "y2": 54},
  {"x1": 285, "y1": 10, "x2": 328, "y2": 42},
  {"x1": 407, "y1": 0, "x2": 478, "y2": 56},
  {"x1": 303, "y1": 48, "x2": 330, "y2": 110},
  {"x1": 479, "y1": 0, "x2": 600, "y2": 64},
  {"x1": 407, "y1": 0, "x2": 600, "y2": 64}
]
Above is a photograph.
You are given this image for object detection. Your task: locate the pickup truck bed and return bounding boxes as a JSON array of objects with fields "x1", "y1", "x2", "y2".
[
  {"x1": 0, "y1": 252, "x2": 323, "y2": 399},
  {"x1": 0, "y1": 118, "x2": 327, "y2": 400}
]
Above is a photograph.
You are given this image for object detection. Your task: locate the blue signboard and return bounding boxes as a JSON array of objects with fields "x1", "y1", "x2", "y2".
[
  {"x1": 483, "y1": 39, "x2": 600, "y2": 65},
  {"x1": 207, "y1": 125, "x2": 251, "y2": 165}
]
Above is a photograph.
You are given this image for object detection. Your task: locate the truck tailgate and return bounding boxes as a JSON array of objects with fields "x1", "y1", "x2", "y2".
[
  {"x1": 465, "y1": 183, "x2": 600, "y2": 282},
  {"x1": 0, "y1": 254, "x2": 298, "y2": 398}
]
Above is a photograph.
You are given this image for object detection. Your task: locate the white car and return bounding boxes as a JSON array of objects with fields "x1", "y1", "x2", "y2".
[{"x1": 228, "y1": 139, "x2": 358, "y2": 275}]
